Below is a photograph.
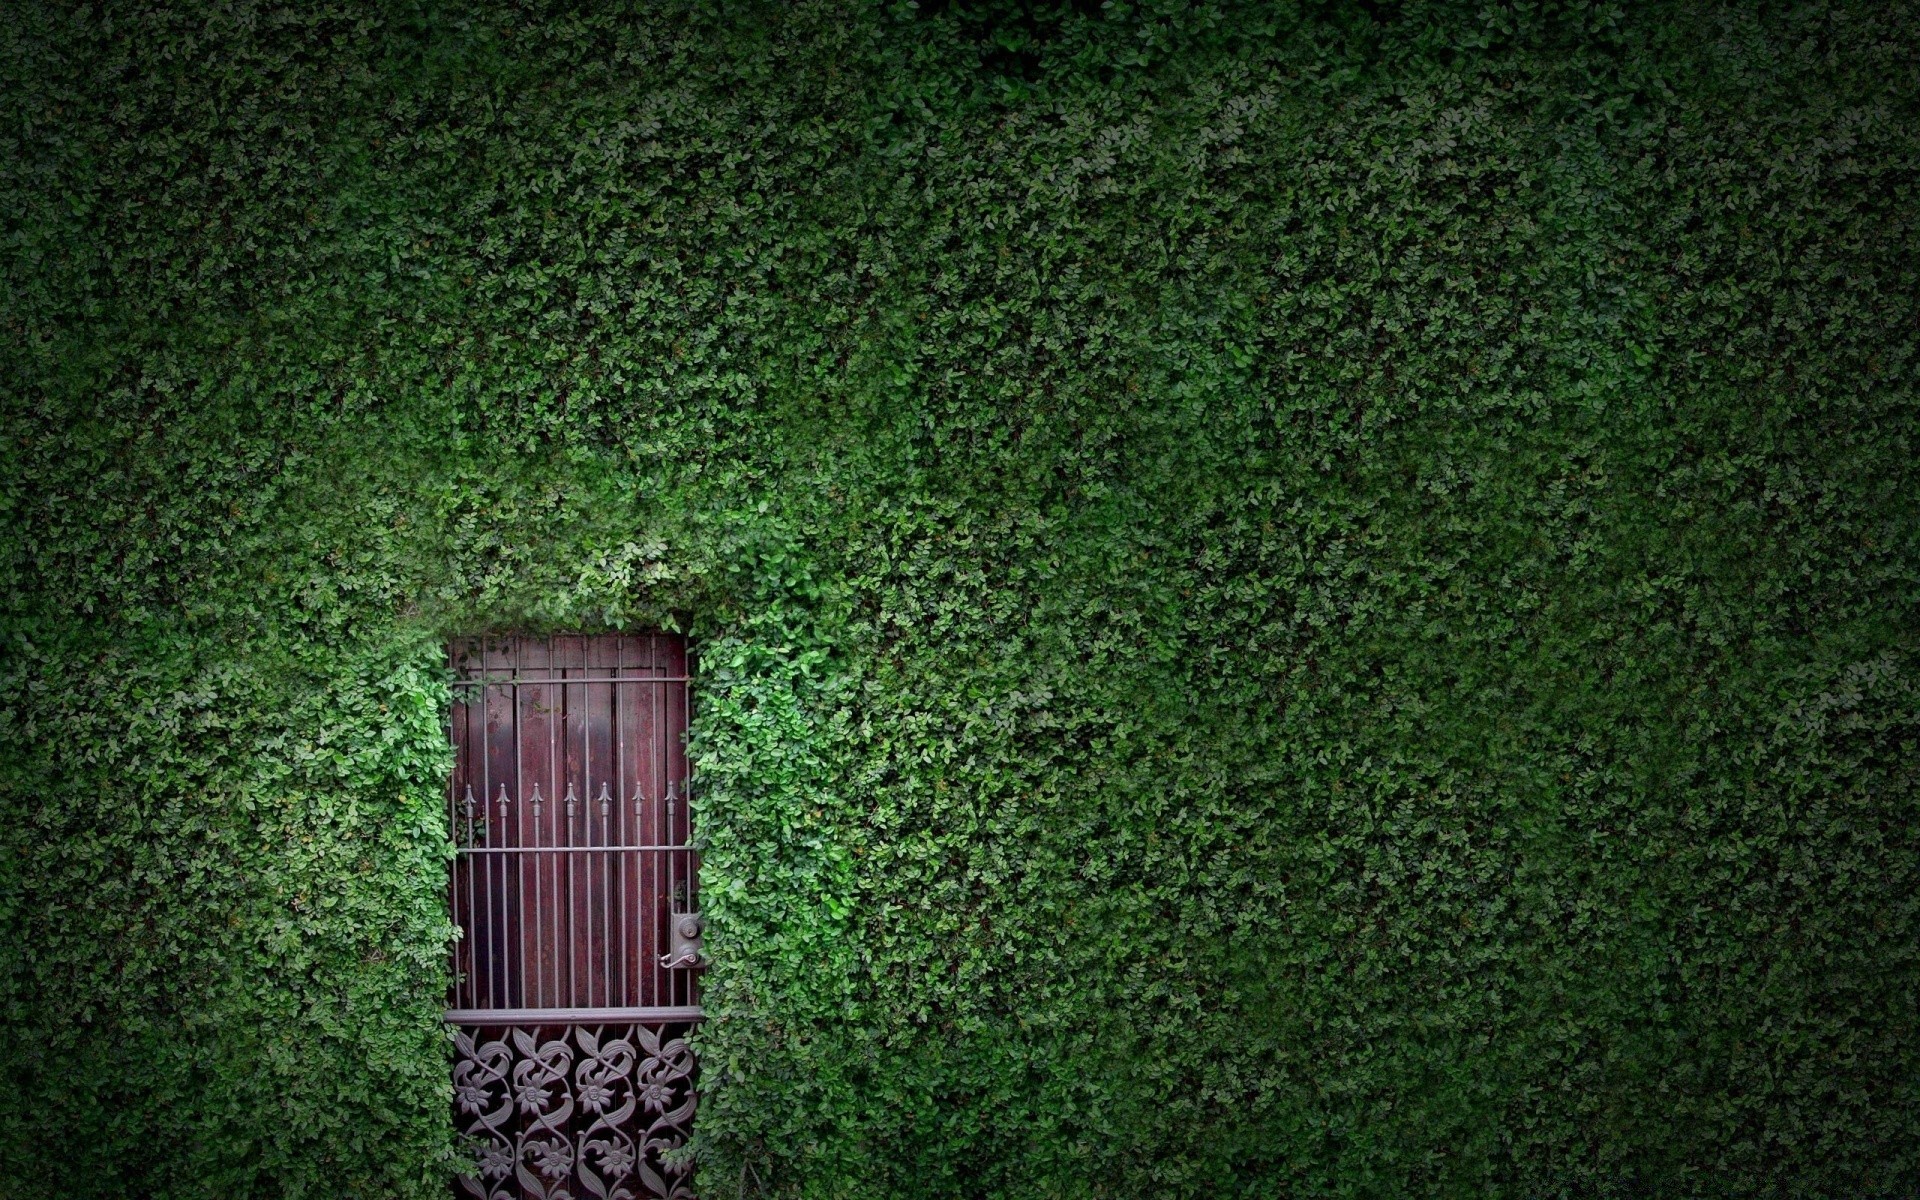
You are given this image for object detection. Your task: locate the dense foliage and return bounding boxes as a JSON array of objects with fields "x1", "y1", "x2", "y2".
[{"x1": 3, "y1": 1, "x2": 1918, "y2": 1195}]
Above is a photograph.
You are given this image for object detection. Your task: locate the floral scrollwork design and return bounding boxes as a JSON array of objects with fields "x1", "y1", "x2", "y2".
[{"x1": 453, "y1": 1023, "x2": 698, "y2": 1200}]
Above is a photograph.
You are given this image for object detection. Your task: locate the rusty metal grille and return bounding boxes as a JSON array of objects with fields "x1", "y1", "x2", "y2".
[{"x1": 448, "y1": 635, "x2": 700, "y2": 1199}]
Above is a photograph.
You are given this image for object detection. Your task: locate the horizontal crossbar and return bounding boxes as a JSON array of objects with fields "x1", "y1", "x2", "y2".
[
  {"x1": 445, "y1": 1006, "x2": 705, "y2": 1025},
  {"x1": 450, "y1": 676, "x2": 690, "y2": 686},
  {"x1": 454, "y1": 845, "x2": 692, "y2": 854}
]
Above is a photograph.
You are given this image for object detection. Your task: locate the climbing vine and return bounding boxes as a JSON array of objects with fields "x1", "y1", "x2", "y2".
[{"x1": 2, "y1": 2, "x2": 1917, "y2": 1196}]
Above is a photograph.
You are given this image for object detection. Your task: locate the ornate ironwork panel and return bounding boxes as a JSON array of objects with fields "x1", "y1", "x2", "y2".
[
  {"x1": 448, "y1": 636, "x2": 701, "y2": 1199},
  {"x1": 453, "y1": 1022, "x2": 698, "y2": 1200}
]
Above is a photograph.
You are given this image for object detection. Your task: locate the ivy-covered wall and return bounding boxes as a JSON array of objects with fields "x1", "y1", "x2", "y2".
[{"x1": 3, "y1": 2, "x2": 1917, "y2": 1196}]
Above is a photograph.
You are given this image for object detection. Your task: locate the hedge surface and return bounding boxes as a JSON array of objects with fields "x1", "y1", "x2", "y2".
[{"x1": 3, "y1": 1, "x2": 1917, "y2": 1196}]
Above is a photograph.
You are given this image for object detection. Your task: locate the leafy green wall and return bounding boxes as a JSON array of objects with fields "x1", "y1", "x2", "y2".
[{"x1": 3, "y1": 1, "x2": 1917, "y2": 1196}]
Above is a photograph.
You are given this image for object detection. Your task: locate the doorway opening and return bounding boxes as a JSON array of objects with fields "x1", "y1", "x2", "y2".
[{"x1": 445, "y1": 634, "x2": 701, "y2": 1200}]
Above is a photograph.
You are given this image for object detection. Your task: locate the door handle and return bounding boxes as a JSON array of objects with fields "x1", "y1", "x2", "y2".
[{"x1": 660, "y1": 912, "x2": 705, "y2": 968}]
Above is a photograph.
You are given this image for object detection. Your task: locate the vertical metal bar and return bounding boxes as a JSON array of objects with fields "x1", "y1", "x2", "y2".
[
  {"x1": 515, "y1": 638, "x2": 525, "y2": 1012},
  {"x1": 578, "y1": 639, "x2": 590, "y2": 1009},
  {"x1": 566, "y1": 815, "x2": 573, "y2": 1010},
  {"x1": 553, "y1": 638, "x2": 563, "y2": 1009},
  {"x1": 644, "y1": 642, "x2": 655, "y2": 1008},
  {"x1": 448, "y1": 648, "x2": 460, "y2": 1011},
  {"x1": 553, "y1": 638, "x2": 562, "y2": 1009},
  {"x1": 447, "y1": 654, "x2": 456, "y2": 1009},
  {"x1": 544, "y1": 645, "x2": 553, "y2": 1011},
  {"x1": 512, "y1": 664, "x2": 524, "y2": 1010},
  {"x1": 496, "y1": 644, "x2": 507, "y2": 1012},
  {"x1": 462, "y1": 786, "x2": 474, "y2": 1009},
  {"x1": 602, "y1": 687, "x2": 613, "y2": 1008},
  {"x1": 462, "y1": 651, "x2": 478, "y2": 1010},
  {"x1": 527, "y1": 642, "x2": 536, "y2": 1012},
  {"x1": 514, "y1": 638, "x2": 527, "y2": 1012},
  {"x1": 460, "y1": 716, "x2": 471, "y2": 1009},
  {"x1": 462, "y1": 679, "x2": 468, "y2": 1013},
  {"x1": 592, "y1": 655, "x2": 604, "y2": 1008},
  {"x1": 545, "y1": 640, "x2": 557, "y2": 1009},
  {"x1": 641, "y1": 771, "x2": 656, "y2": 1006},
  {"x1": 548, "y1": 638, "x2": 559, "y2": 1009},
  {"x1": 480, "y1": 660, "x2": 493, "y2": 1012},
  {"x1": 595, "y1": 656, "x2": 610, "y2": 998},
  {"x1": 682, "y1": 649, "x2": 694, "y2": 1009},
  {"x1": 567, "y1": 647, "x2": 574, "y2": 1007},
  {"x1": 645, "y1": 644, "x2": 656, "y2": 1009},
  {"x1": 473, "y1": 665, "x2": 482, "y2": 1014},
  {"x1": 526, "y1": 680, "x2": 540, "y2": 1013},
  {"x1": 672, "y1": 775, "x2": 679, "y2": 998},
  {"x1": 530, "y1": 780, "x2": 544, "y2": 1011},
  {"x1": 630, "y1": 638, "x2": 640, "y2": 1009},
  {"x1": 606, "y1": 648, "x2": 616, "y2": 1009},
  {"x1": 577, "y1": 640, "x2": 589, "y2": 1006},
  {"x1": 499, "y1": 787, "x2": 510, "y2": 1010},
  {"x1": 655, "y1": 637, "x2": 665, "y2": 1008},
  {"x1": 564, "y1": 639, "x2": 577, "y2": 1008},
  {"x1": 487, "y1": 648, "x2": 497, "y2": 1014},
  {"x1": 586, "y1": 652, "x2": 598, "y2": 1009},
  {"x1": 616, "y1": 638, "x2": 629, "y2": 1009},
  {"x1": 583, "y1": 664, "x2": 591, "y2": 1013},
  {"x1": 598, "y1": 782, "x2": 609, "y2": 1008}
]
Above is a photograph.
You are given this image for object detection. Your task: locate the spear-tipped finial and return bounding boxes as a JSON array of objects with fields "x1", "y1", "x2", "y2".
[
  {"x1": 530, "y1": 783, "x2": 544, "y2": 815},
  {"x1": 597, "y1": 781, "x2": 611, "y2": 817},
  {"x1": 564, "y1": 782, "x2": 578, "y2": 818},
  {"x1": 461, "y1": 785, "x2": 476, "y2": 820}
]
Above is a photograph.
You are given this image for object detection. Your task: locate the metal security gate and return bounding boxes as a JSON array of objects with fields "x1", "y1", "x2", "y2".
[{"x1": 447, "y1": 635, "x2": 702, "y2": 1200}]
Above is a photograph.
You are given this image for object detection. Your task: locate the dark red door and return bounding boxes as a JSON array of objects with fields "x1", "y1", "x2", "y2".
[{"x1": 447, "y1": 635, "x2": 701, "y2": 1200}]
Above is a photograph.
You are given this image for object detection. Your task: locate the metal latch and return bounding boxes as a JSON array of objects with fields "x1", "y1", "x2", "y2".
[{"x1": 660, "y1": 912, "x2": 705, "y2": 969}]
